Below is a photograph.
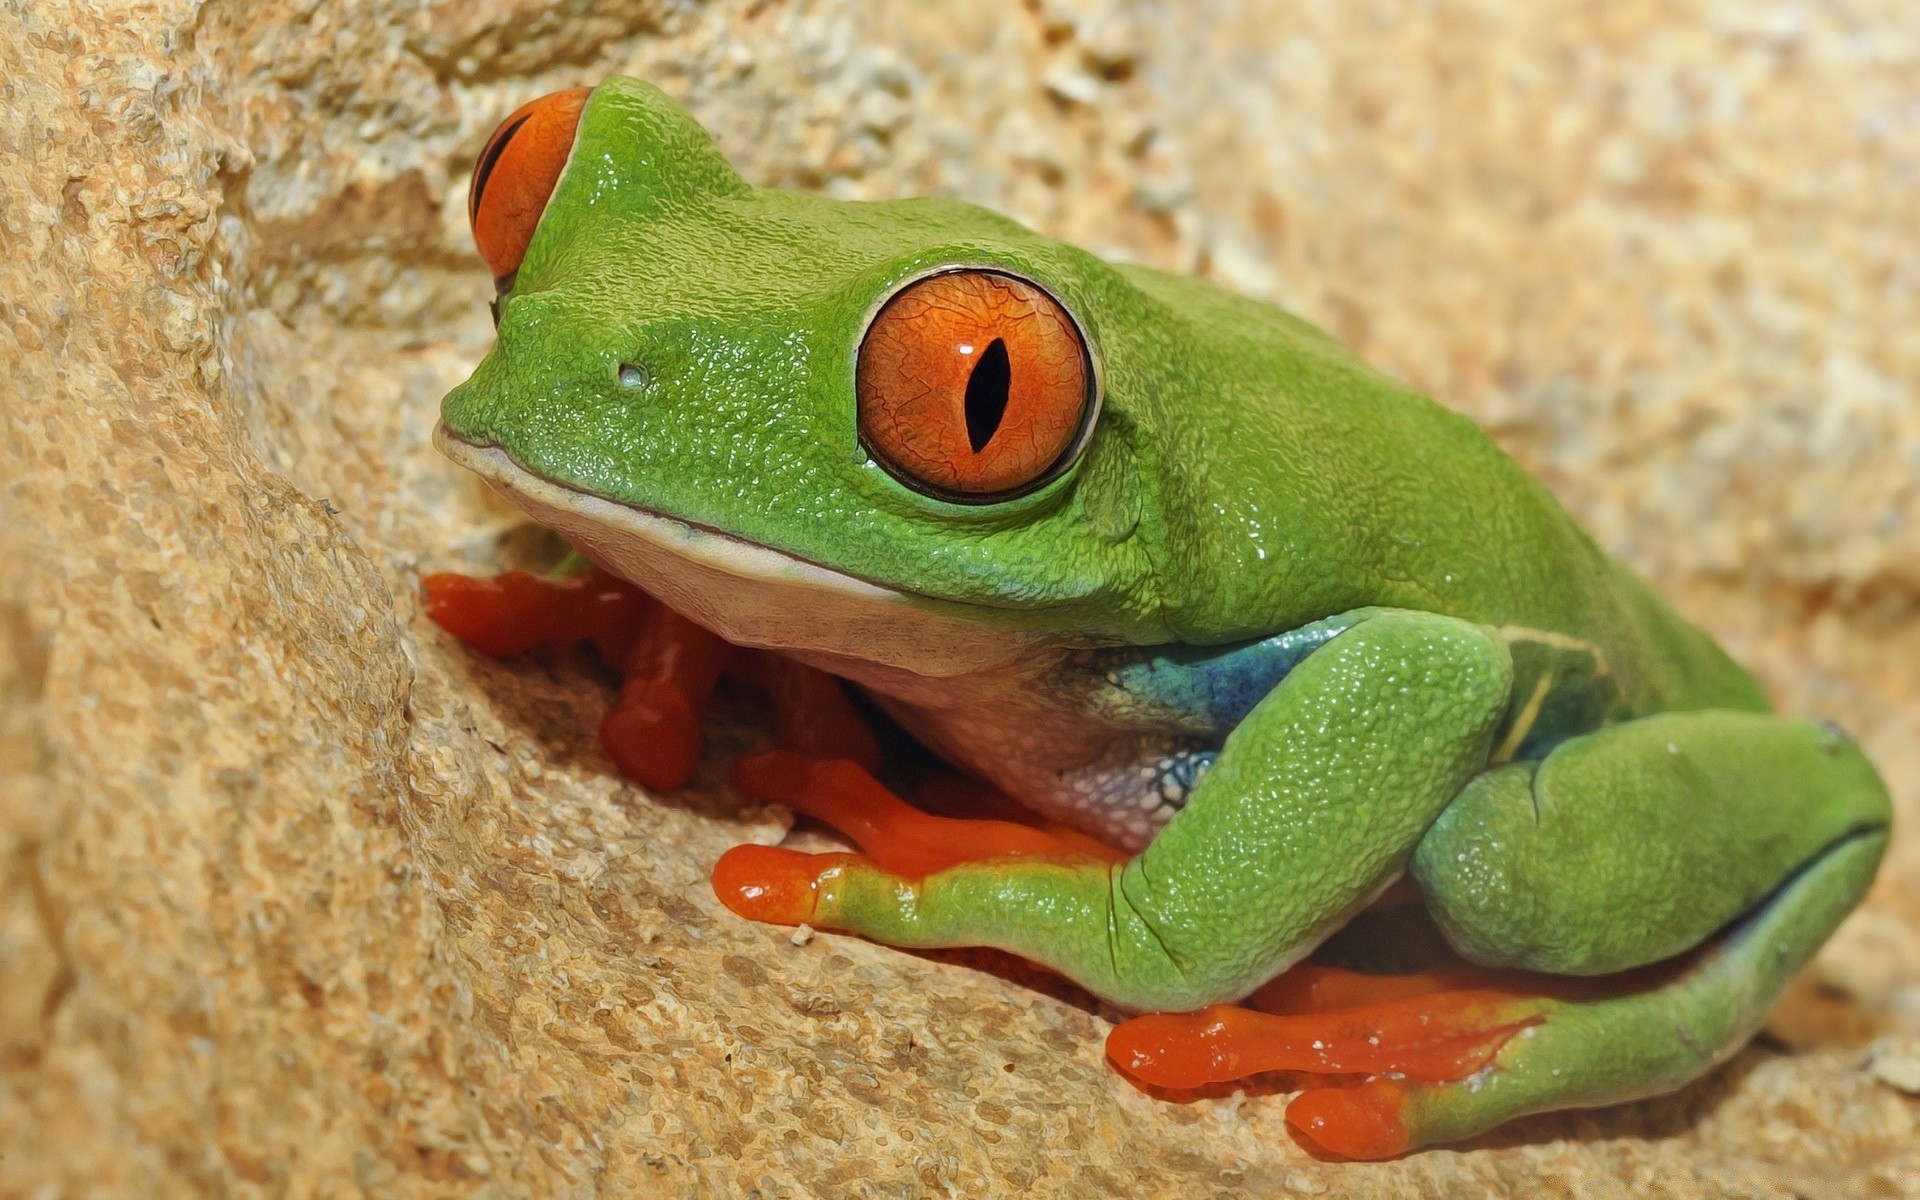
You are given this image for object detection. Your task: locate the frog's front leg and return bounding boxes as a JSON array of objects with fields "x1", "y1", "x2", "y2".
[
  {"x1": 424, "y1": 559, "x2": 882, "y2": 786},
  {"x1": 726, "y1": 751, "x2": 1124, "y2": 879},
  {"x1": 714, "y1": 609, "x2": 1513, "y2": 1011}
]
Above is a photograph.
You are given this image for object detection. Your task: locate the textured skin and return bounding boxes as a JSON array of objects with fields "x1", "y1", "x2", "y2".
[
  {"x1": 437, "y1": 77, "x2": 1895, "y2": 1147},
  {"x1": 1414, "y1": 713, "x2": 1893, "y2": 976}
]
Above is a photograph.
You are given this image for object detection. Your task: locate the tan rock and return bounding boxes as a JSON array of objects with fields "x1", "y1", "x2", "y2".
[
  {"x1": 3, "y1": 1, "x2": 1915, "y2": 1196},
  {"x1": 1865, "y1": 1040, "x2": 1920, "y2": 1097}
]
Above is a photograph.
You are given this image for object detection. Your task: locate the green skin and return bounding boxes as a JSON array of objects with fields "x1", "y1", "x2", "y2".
[{"x1": 438, "y1": 77, "x2": 1892, "y2": 1150}]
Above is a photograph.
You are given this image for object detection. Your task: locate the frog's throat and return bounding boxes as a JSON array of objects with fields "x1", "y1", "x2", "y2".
[{"x1": 434, "y1": 426, "x2": 1057, "y2": 680}]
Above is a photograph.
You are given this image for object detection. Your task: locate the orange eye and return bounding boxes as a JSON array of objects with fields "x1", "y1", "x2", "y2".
[
  {"x1": 856, "y1": 270, "x2": 1095, "y2": 500},
  {"x1": 469, "y1": 86, "x2": 591, "y2": 284}
]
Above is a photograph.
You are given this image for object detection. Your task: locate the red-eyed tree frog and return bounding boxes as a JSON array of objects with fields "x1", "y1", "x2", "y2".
[{"x1": 426, "y1": 77, "x2": 1892, "y2": 1158}]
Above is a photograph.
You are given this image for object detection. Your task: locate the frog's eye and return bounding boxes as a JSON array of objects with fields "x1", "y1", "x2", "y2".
[
  {"x1": 469, "y1": 87, "x2": 591, "y2": 286},
  {"x1": 856, "y1": 270, "x2": 1096, "y2": 501}
]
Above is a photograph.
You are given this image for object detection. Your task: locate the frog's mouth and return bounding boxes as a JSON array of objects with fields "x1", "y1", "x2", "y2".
[{"x1": 434, "y1": 426, "x2": 1059, "y2": 682}]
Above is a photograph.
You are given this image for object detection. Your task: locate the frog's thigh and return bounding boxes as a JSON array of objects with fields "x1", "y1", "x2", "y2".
[{"x1": 1412, "y1": 710, "x2": 1894, "y2": 975}]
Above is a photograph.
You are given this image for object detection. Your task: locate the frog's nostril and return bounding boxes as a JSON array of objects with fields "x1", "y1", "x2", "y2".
[{"x1": 617, "y1": 362, "x2": 651, "y2": 390}]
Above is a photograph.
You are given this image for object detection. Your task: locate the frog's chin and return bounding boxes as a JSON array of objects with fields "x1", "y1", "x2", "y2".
[{"x1": 434, "y1": 426, "x2": 1059, "y2": 681}]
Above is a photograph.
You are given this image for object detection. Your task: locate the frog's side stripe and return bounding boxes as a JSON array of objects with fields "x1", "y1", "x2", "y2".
[
  {"x1": 1083, "y1": 609, "x2": 1375, "y2": 734},
  {"x1": 1488, "y1": 672, "x2": 1554, "y2": 765},
  {"x1": 1489, "y1": 624, "x2": 1627, "y2": 764},
  {"x1": 1493, "y1": 625, "x2": 1615, "y2": 675}
]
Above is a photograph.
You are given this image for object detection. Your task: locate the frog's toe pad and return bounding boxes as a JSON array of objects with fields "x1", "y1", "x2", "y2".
[
  {"x1": 1285, "y1": 1080, "x2": 1412, "y2": 1160},
  {"x1": 711, "y1": 845, "x2": 880, "y2": 926}
]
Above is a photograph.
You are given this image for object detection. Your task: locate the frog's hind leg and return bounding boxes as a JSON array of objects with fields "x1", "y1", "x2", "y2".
[
  {"x1": 1414, "y1": 711, "x2": 1892, "y2": 978},
  {"x1": 1115, "y1": 710, "x2": 1891, "y2": 1159},
  {"x1": 1272, "y1": 710, "x2": 1892, "y2": 1158},
  {"x1": 1291, "y1": 824, "x2": 1886, "y2": 1158}
]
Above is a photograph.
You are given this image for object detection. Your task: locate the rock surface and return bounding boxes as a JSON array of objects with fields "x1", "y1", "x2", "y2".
[{"x1": 3, "y1": 1, "x2": 1917, "y2": 1195}]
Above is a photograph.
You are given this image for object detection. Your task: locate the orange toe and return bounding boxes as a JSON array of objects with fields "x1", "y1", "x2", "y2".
[
  {"x1": 731, "y1": 749, "x2": 815, "y2": 807},
  {"x1": 1286, "y1": 1080, "x2": 1412, "y2": 1161},
  {"x1": 1106, "y1": 1009, "x2": 1245, "y2": 1088},
  {"x1": 711, "y1": 845, "x2": 863, "y2": 925},
  {"x1": 743, "y1": 653, "x2": 885, "y2": 772},
  {"x1": 1107, "y1": 991, "x2": 1541, "y2": 1089},
  {"x1": 599, "y1": 679, "x2": 702, "y2": 791},
  {"x1": 422, "y1": 570, "x2": 576, "y2": 656},
  {"x1": 423, "y1": 567, "x2": 650, "y2": 657}
]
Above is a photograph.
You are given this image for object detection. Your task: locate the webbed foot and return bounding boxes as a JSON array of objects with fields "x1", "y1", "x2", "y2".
[{"x1": 1106, "y1": 965, "x2": 1550, "y2": 1158}]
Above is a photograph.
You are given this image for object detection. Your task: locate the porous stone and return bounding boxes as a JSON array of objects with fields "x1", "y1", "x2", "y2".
[{"x1": 3, "y1": 1, "x2": 1916, "y2": 1196}]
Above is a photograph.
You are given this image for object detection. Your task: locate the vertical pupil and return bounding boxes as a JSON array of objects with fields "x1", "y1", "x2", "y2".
[
  {"x1": 963, "y1": 338, "x2": 1011, "y2": 454},
  {"x1": 470, "y1": 114, "x2": 530, "y2": 222}
]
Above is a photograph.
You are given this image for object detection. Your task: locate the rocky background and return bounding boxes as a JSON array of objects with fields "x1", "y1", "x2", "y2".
[{"x1": 3, "y1": 1, "x2": 1917, "y2": 1195}]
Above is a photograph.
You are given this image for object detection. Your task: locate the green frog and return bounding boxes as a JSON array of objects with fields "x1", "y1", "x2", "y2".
[{"x1": 431, "y1": 77, "x2": 1890, "y2": 1158}]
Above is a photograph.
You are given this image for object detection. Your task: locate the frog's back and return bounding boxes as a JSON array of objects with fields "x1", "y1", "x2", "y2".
[{"x1": 1111, "y1": 264, "x2": 1767, "y2": 725}]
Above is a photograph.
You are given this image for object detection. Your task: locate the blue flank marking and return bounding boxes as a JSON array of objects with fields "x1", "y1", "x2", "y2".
[{"x1": 1099, "y1": 609, "x2": 1373, "y2": 735}]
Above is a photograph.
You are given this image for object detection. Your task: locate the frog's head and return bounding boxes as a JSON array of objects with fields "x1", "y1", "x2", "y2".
[{"x1": 438, "y1": 76, "x2": 1171, "y2": 678}]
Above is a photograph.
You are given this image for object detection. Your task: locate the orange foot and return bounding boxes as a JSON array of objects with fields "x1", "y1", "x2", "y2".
[
  {"x1": 429, "y1": 566, "x2": 895, "y2": 793},
  {"x1": 721, "y1": 751, "x2": 1122, "y2": 886},
  {"x1": 598, "y1": 603, "x2": 735, "y2": 791},
  {"x1": 422, "y1": 565, "x2": 649, "y2": 658},
  {"x1": 423, "y1": 564, "x2": 736, "y2": 792},
  {"x1": 1107, "y1": 965, "x2": 1549, "y2": 1160}
]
